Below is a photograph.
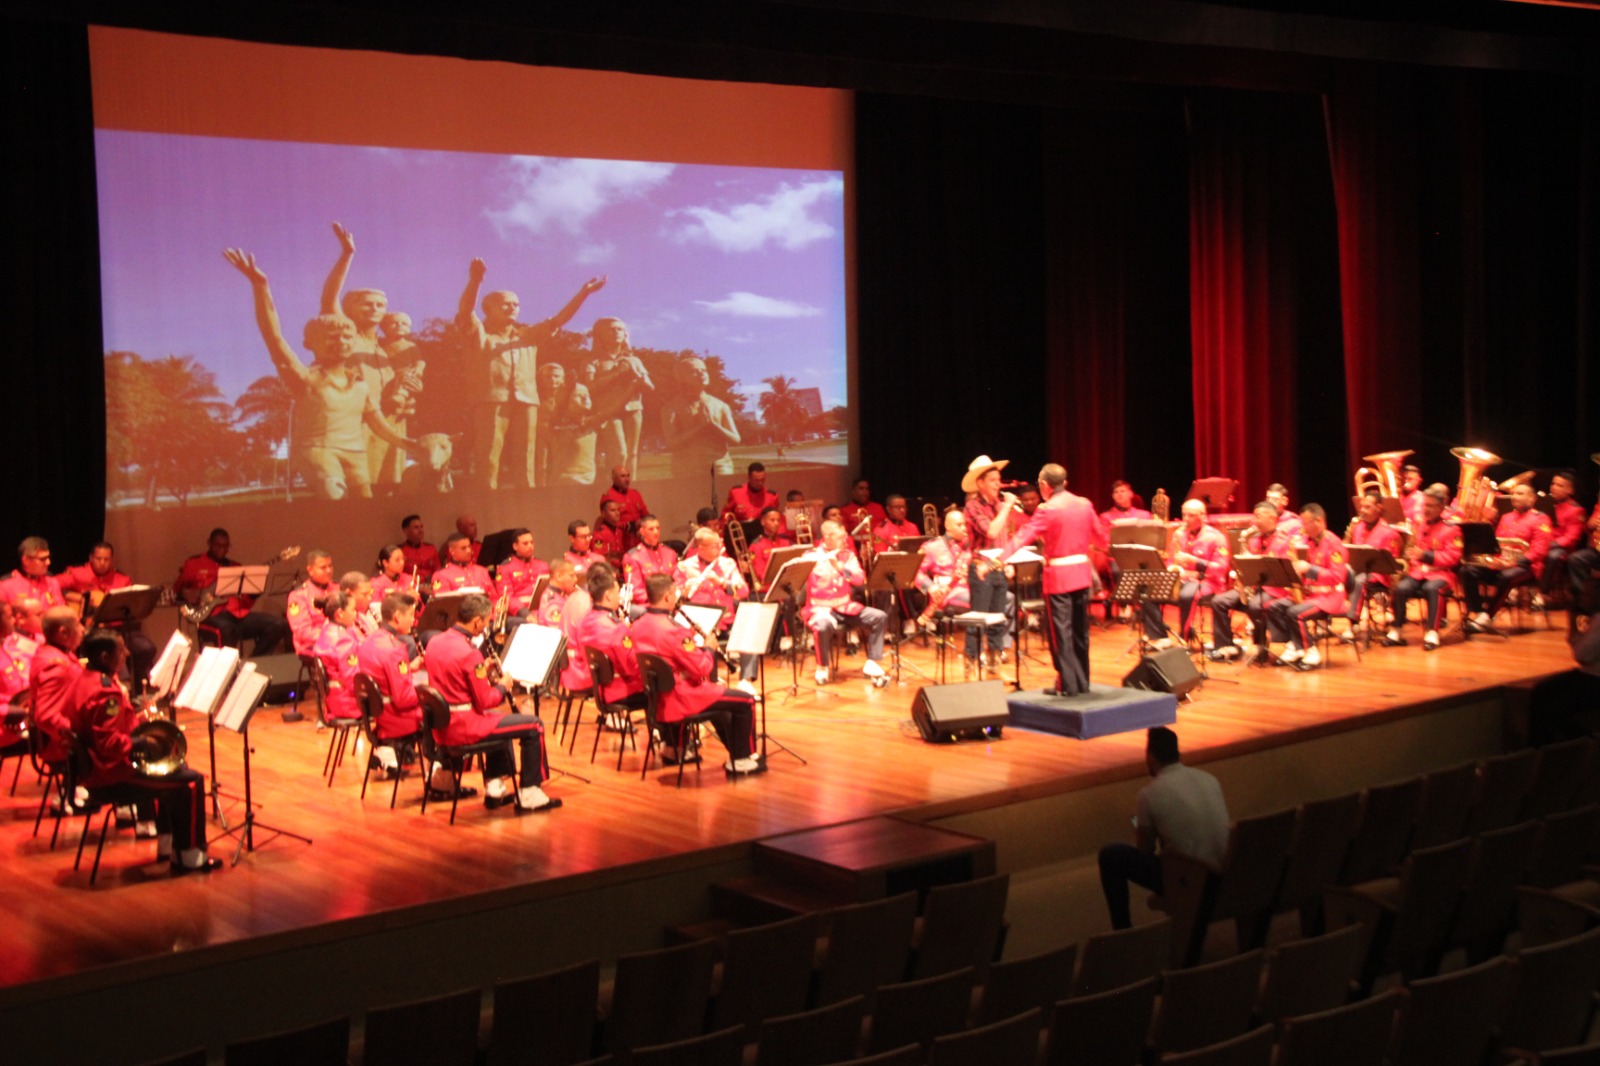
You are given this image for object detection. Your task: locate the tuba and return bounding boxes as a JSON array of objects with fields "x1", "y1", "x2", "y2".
[
  {"x1": 1452, "y1": 446, "x2": 1503, "y2": 523},
  {"x1": 1355, "y1": 449, "x2": 1413, "y2": 499},
  {"x1": 130, "y1": 705, "x2": 187, "y2": 777},
  {"x1": 1151, "y1": 487, "x2": 1171, "y2": 523}
]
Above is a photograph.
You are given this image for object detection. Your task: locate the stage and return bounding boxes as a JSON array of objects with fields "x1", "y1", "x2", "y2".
[{"x1": 0, "y1": 617, "x2": 1575, "y2": 1013}]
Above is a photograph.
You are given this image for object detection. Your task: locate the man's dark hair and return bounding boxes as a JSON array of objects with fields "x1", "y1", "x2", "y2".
[
  {"x1": 208, "y1": 528, "x2": 229, "y2": 541},
  {"x1": 747, "y1": 461, "x2": 765, "y2": 475},
  {"x1": 401, "y1": 514, "x2": 421, "y2": 529},
  {"x1": 380, "y1": 591, "x2": 417, "y2": 623},
  {"x1": 1147, "y1": 727, "x2": 1180, "y2": 766},
  {"x1": 1300, "y1": 503, "x2": 1327, "y2": 521},
  {"x1": 443, "y1": 531, "x2": 469, "y2": 549},
  {"x1": 457, "y1": 593, "x2": 493, "y2": 623},
  {"x1": 567, "y1": 519, "x2": 589, "y2": 537},
  {"x1": 759, "y1": 506, "x2": 781, "y2": 520},
  {"x1": 646, "y1": 573, "x2": 676, "y2": 605},
  {"x1": 81, "y1": 629, "x2": 124, "y2": 670},
  {"x1": 587, "y1": 569, "x2": 618, "y2": 601}
]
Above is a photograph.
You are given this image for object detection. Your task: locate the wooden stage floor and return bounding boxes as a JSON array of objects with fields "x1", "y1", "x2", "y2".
[{"x1": 0, "y1": 617, "x2": 1576, "y2": 992}]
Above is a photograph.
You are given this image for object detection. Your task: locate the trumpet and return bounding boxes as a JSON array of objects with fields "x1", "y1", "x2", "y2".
[{"x1": 794, "y1": 509, "x2": 814, "y2": 545}]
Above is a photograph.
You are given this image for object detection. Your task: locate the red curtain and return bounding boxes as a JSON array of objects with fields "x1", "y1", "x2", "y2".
[
  {"x1": 1325, "y1": 68, "x2": 1423, "y2": 474},
  {"x1": 1187, "y1": 92, "x2": 1308, "y2": 510}
]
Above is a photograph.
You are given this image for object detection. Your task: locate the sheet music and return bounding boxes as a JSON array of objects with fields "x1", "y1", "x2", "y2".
[
  {"x1": 148, "y1": 629, "x2": 192, "y2": 702},
  {"x1": 175, "y1": 645, "x2": 239, "y2": 716},
  {"x1": 726, "y1": 601, "x2": 780, "y2": 656},
  {"x1": 501, "y1": 622, "x2": 564, "y2": 686},
  {"x1": 1008, "y1": 547, "x2": 1044, "y2": 564},
  {"x1": 952, "y1": 611, "x2": 1007, "y2": 626},
  {"x1": 677, "y1": 602, "x2": 725, "y2": 638},
  {"x1": 215, "y1": 661, "x2": 268, "y2": 732}
]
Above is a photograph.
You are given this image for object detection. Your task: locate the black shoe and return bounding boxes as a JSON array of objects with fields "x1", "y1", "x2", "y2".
[
  {"x1": 427, "y1": 786, "x2": 479, "y2": 802},
  {"x1": 1380, "y1": 635, "x2": 1406, "y2": 648},
  {"x1": 171, "y1": 856, "x2": 223, "y2": 875},
  {"x1": 524, "y1": 796, "x2": 563, "y2": 813},
  {"x1": 368, "y1": 754, "x2": 383, "y2": 771},
  {"x1": 660, "y1": 750, "x2": 702, "y2": 767},
  {"x1": 484, "y1": 793, "x2": 516, "y2": 810}
]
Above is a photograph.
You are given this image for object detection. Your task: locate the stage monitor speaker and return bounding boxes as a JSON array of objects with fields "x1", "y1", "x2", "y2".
[
  {"x1": 911, "y1": 680, "x2": 1011, "y2": 743},
  {"x1": 251, "y1": 652, "x2": 306, "y2": 705},
  {"x1": 1121, "y1": 647, "x2": 1202, "y2": 698}
]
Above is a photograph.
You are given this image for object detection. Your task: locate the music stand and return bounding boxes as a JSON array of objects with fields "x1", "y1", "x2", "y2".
[
  {"x1": 759, "y1": 545, "x2": 810, "y2": 595},
  {"x1": 1344, "y1": 545, "x2": 1402, "y2": 648},
  {"x1": 176, "y1": 644, "x2": 242, "y2": 825},
  {"x1": 764, "y1": 556, "x2": 819, "y2": 700},
  {"x1": 90, "y1": 585, "x2": 161, "y2": 629},
  {"x1": 499, "y1": 623, "x2": 583, "y2": 784},
  {"x1": 419, "y1": 590, "x2": 475, "y2": 635},
  {"x1": 1232, "y1": 555, "x2": 1301, "y2": 668},
  {"x1": 1110, "y1": 544, "x2": 1175, "y2": 654},
  {"x1": 1459, "y1": 522, "x2": 1500, "y2": 560},
  {"x1": 726, "y1": 601, "x2": 796, "y2": 764},
  {"x1": 479, "y1": 528, "x2": 519, "y2": 572},
  {"x1": 214, "y1": 662, "x2": 312, "y2": 864},
  {"x1": 866, "y1": 551, "x2": 928, "y2": 685},
  {"x1": 1005, "y1": 554, "x2": 1046, "y2": 690},
  {"x1": 894, "y1": 535, "x2": 934, "y2": 555},
  {"x1": 146, "y1": 630, "x2": 192, "y2": 717},
  {"x1": 1186, "y1": 478, "x2": 1238, "y2": 513}
]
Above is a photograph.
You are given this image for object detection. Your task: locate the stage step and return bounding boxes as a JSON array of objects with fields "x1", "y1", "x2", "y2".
[{"x1": 704, "y1": 817, "x2": 997, "y2": 925}]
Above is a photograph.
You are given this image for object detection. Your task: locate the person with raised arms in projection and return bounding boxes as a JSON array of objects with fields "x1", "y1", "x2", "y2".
[
  {"x1": 319, "y1": 222, "x2": 426, "y2": 489},
  {"x1": 223, "y1": 248, "x2": 414, "y2": 500},
  {"x1": 455, "y1": 258, "x2": 605, "y2": 490},
  {"x1": 583, "y1": 317, "x2": 654, "y2": 482},
  {"x1": 663, "y1": 356, "x2": 740, "y2": 479}
]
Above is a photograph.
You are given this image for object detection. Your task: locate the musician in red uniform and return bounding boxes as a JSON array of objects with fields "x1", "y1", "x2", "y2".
[
  {"x1": 339, "y1": 571, "x2": 378, "y2": 641},
  {"x1": 963, "y1": 455, "x2": 1020, "y2": 668},
  {"x1": 399, "y1": 515, "x2": 440, "y2": 585},
  {"x1": 0, "y1": 537, "x2": 65, "y2": 619},
  {"x1": 1101, "y1": 481, "x2": 1152, "y2": 524},
  {"x1": 454, "y1": 515, "x2": 484, "y2": 565},
  {"x1": 0, "y1": 607, "x2": 29, "y2": 757},
  {"x1": 311, "y1": 592, "x2": 364, "y2": 724},
  {"x1": 30, "y1": 606, "x2": 84, "y2": 766},
  {"x1": 600, "y1": 466, "x2": 649, "y2": 531},
  {"x1": 1002, "y1": 464, "x2": 1108, "y2": 696},
  {"x1": 725, "y1": 461, "x2": 779, "y2": 523},
  {"x1": 371, "y1": 544, "x2": 421, "y2": 603},
  {"x1": 632, "y1": 575, "x2": 761, "y2": 774},
  {"x1": 57, "y1": 541, "x2": 158, "y2": 690},
  {"x1": 872, "y1": 495, "x2": 927, "y2": 621},
  {"x1": 803, "y1": 520, "x2": 889, "y2": 688},
  {"x1": 1385, "y1": 486, "x2": 1461, "y2": 651},
  {"x1": 573, "y1": 570, "x2": 645, "y2": 713},
  {"x1": 287, "y1": 549, "x2": 336, "y2": 656},
  {"x1": 422, "y1": 592, "x2": 560, "y2": 812},
  {"x1": 1266, "y1": 485, "x2": 1303, "y2": 541},
  {"x1": 1206, "y1": 501, "x2": 1294, "y2": 662},
  {"x1": 840, "y1": 479, "x2": 888, "y2": 538},
  {"x1": 537, "y1": 560, "x2": 577, "y2": 628},
  {"x1": 625, "y1": 516, "x2": 679, "y2": 614},
  {"x1": 564, "y1": 520, "x2": 607, "y2": 578},
  {"x1": 749, "y1": 507, "x2": 797, "y2": 588},
  {"x1": 1541, "y1": 470, "x2": 1588, "y2": 602},
  {"x1": 432, "y1": 532, "x2": 495, "y2": 595},
  {"x1": 916, "y1": 510, "x2": 974, "y2": 628},
  {"x1": 1341, "y1": 491, "x2": 1404, "y2": 640},
  {"x1": 675, "y1": 528, "x2": 759, "y2": 690},
  {"x1": 496, "y1": 530, "x2": 551, "y2": 617},
  {"x1": 1398, "y1": 464, "x2": 1426, "y2": 528},
  {"x1": 1268, "y1": 504, "x2": 1348, "y2": 669},
  {"x1": 357, "y1": 591, "x2": 426, "y2": 777},
  {"x1": 1463, "y1": 482, "x2": 1555, "y2": 631},
  {"x1": 172, "y1": 529, "x2": 291, "y2": 653},
  {"x1": 68, "y1": 630, "x2": 218, "y2": 873},
  {"x1": 592, "y1": 498, "x2": 630, "y2": 567},
  {"x1": 1144, "y1": 499, "x2": 1230, "y2": 644}
]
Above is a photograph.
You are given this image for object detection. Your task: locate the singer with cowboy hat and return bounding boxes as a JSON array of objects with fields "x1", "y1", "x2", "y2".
[{"x1": 960, "y1": 455, "x2": 1019, "y2": 675}]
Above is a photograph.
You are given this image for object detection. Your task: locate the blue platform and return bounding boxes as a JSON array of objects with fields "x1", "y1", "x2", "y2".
[{"x1": 1006, "y1": 684, "x2": 1178, "y2": 740}]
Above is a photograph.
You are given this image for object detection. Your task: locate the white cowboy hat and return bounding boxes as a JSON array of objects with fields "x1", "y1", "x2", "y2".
[{"x1": 961, "y1": 454, "x2": 1009, "y2": 495}]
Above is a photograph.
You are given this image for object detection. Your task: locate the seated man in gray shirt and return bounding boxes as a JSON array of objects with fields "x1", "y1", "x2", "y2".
[{"x1": 1098, "y1": 726, "x2": 1230, "y2": 930}]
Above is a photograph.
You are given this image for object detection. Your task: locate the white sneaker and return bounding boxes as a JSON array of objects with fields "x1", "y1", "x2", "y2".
[
  {"x1": 1280, "y1": 646, "x2": 1304, "y2": 664},
  {"x1": 725, "y1": 756, "x2": 762, "y2": 774},
  {"x1": 862, "y1": 659, "x2": 885, "y2": 679},
  {"x1": 1473, "y1": 611, "x2": 1492, "y2": 627},
  {"x1": 135, "y1": 820, "x2": 159, "y2": 839},
  {"x1": 734, "y1": 679, "x2": 758, "y2": 698},
  {"x1": 374, "y1": 745, "x2": 400, "y2": 771},
  {"x1": 814, "y1": 667, "x2": 830, "y2": 686},
  {"x1": 517, "y1": 786, "x2": 561, "y2": 811},
  {"x1": 1423, "y1": 629, "x2": 1440, "y2": 651},
  {"x1": 485, "y1": 777, "x2": 512, "y2": 800},
  {"x1": 1301, "y1": 647, "x2": 1322, "y2": 667}
]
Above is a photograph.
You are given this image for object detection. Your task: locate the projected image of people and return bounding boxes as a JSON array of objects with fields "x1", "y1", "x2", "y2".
[{"x1": 96, "y1": 135, "x2": 849, "y2": 509}]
